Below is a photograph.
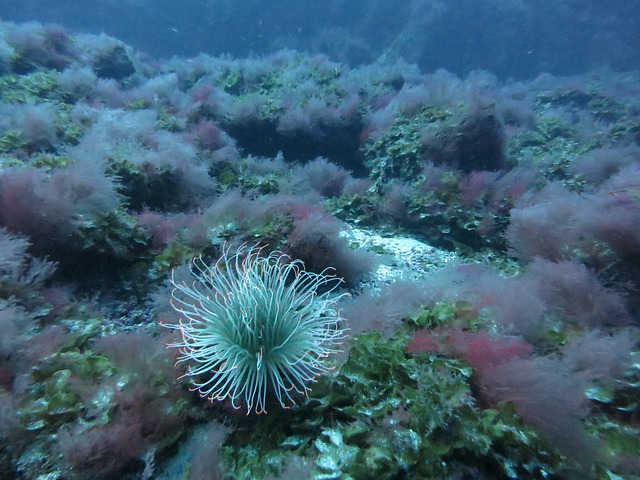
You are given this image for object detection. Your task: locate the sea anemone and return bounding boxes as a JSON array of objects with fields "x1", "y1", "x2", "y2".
[{"x1": 166, "y1": 244, "x2": 347, "y2": 414}]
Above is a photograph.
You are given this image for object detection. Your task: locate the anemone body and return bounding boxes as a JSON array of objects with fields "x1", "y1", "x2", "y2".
[{"x1": 167, "y1": 245, "x2": 346, "y2": 414}]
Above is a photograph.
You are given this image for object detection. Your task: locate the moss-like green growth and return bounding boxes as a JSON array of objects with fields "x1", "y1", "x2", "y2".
[
  {"x1": 213, "y1": 156, "x2": 282, "y2": 195},
  {"x1": 328, "y1": 176, "x2": 510, "y2": 254},
  {"x1": 536, "y1": 88, "x2": 624, "y2": 123},
  {"x1": 407, "y1": 300, "x2": 479, "y2": 330},
  {"x1": 507, "y1": 85, "x2": 637, "y2": 191},
  {"x1": 0, "y1": 130, "x2": 27, "y2": 153},
  {"x1": 584, "y1": 351, "x2": 640, "y2": 467},
  {"x1": 148, "y1": 238, "x2": 197, "y2": 281},
  {"x1": 0, "y1": 74, "x2": 86, "y2": 157},
  {"x1": 220, "y1": 331, "x2": 564, "y2": 479},
  {"x1": 508, "y1": 118, "x2": 581, "y2": 163},
  {"x1": 327, "y1": 192, "x2": 383, "y2": 228},
  {"x1": 126, "y1": 97, "x2": 151, "y2": 111},
  {"x1": 30, "y1": 153, "x2": 72, "y2": 170},
  {"x1": 19, "y1": 349, "x2": 114, "y2": 432},
  {"x1": 363, "y1": 106, "x2": 450, "y2": 187},
  {"x1": 9, "y1": 320, "x2": 194, "y2": 479},
  {"x1": 13, "y1": 318, "x2": 107, "y2": 434},
  {"x1": 157, "y1": 109, "x2": 185, "y2": 132},
  {"x1": 506, "y1": 116, "x2": 592, "y2": 191},
  {"x1": 106, "y1": 158, "x2": 193, "y2": 212},
  {"x1": 75, "y1": 210, "x2": 149, "y2": 260},
  {"x1": 0, "y1": 71, "x2": 63, "y2": 104},
  {"x1": 221, "y1": 69, "x2": 244, "y2": 95}
]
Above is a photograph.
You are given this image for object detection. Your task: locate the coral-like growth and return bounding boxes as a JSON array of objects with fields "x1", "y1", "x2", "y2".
[{"x1": 166, "y1": 244, "x2": 347, "y2": 414}]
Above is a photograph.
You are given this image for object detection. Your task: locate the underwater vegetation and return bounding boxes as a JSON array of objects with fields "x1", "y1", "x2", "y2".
[{"x1": 0, "y1": 19, "x2": 639, "y2": 480}]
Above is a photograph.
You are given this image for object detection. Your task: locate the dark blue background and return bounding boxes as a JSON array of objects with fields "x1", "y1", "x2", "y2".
[{"x1": 2, "y1": 0, "x2": 639, "y2": 79}]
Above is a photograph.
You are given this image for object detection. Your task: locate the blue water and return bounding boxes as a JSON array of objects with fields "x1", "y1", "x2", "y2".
[{"x1": 2, "y1": 0, "x2": 639, "y2": 78}]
